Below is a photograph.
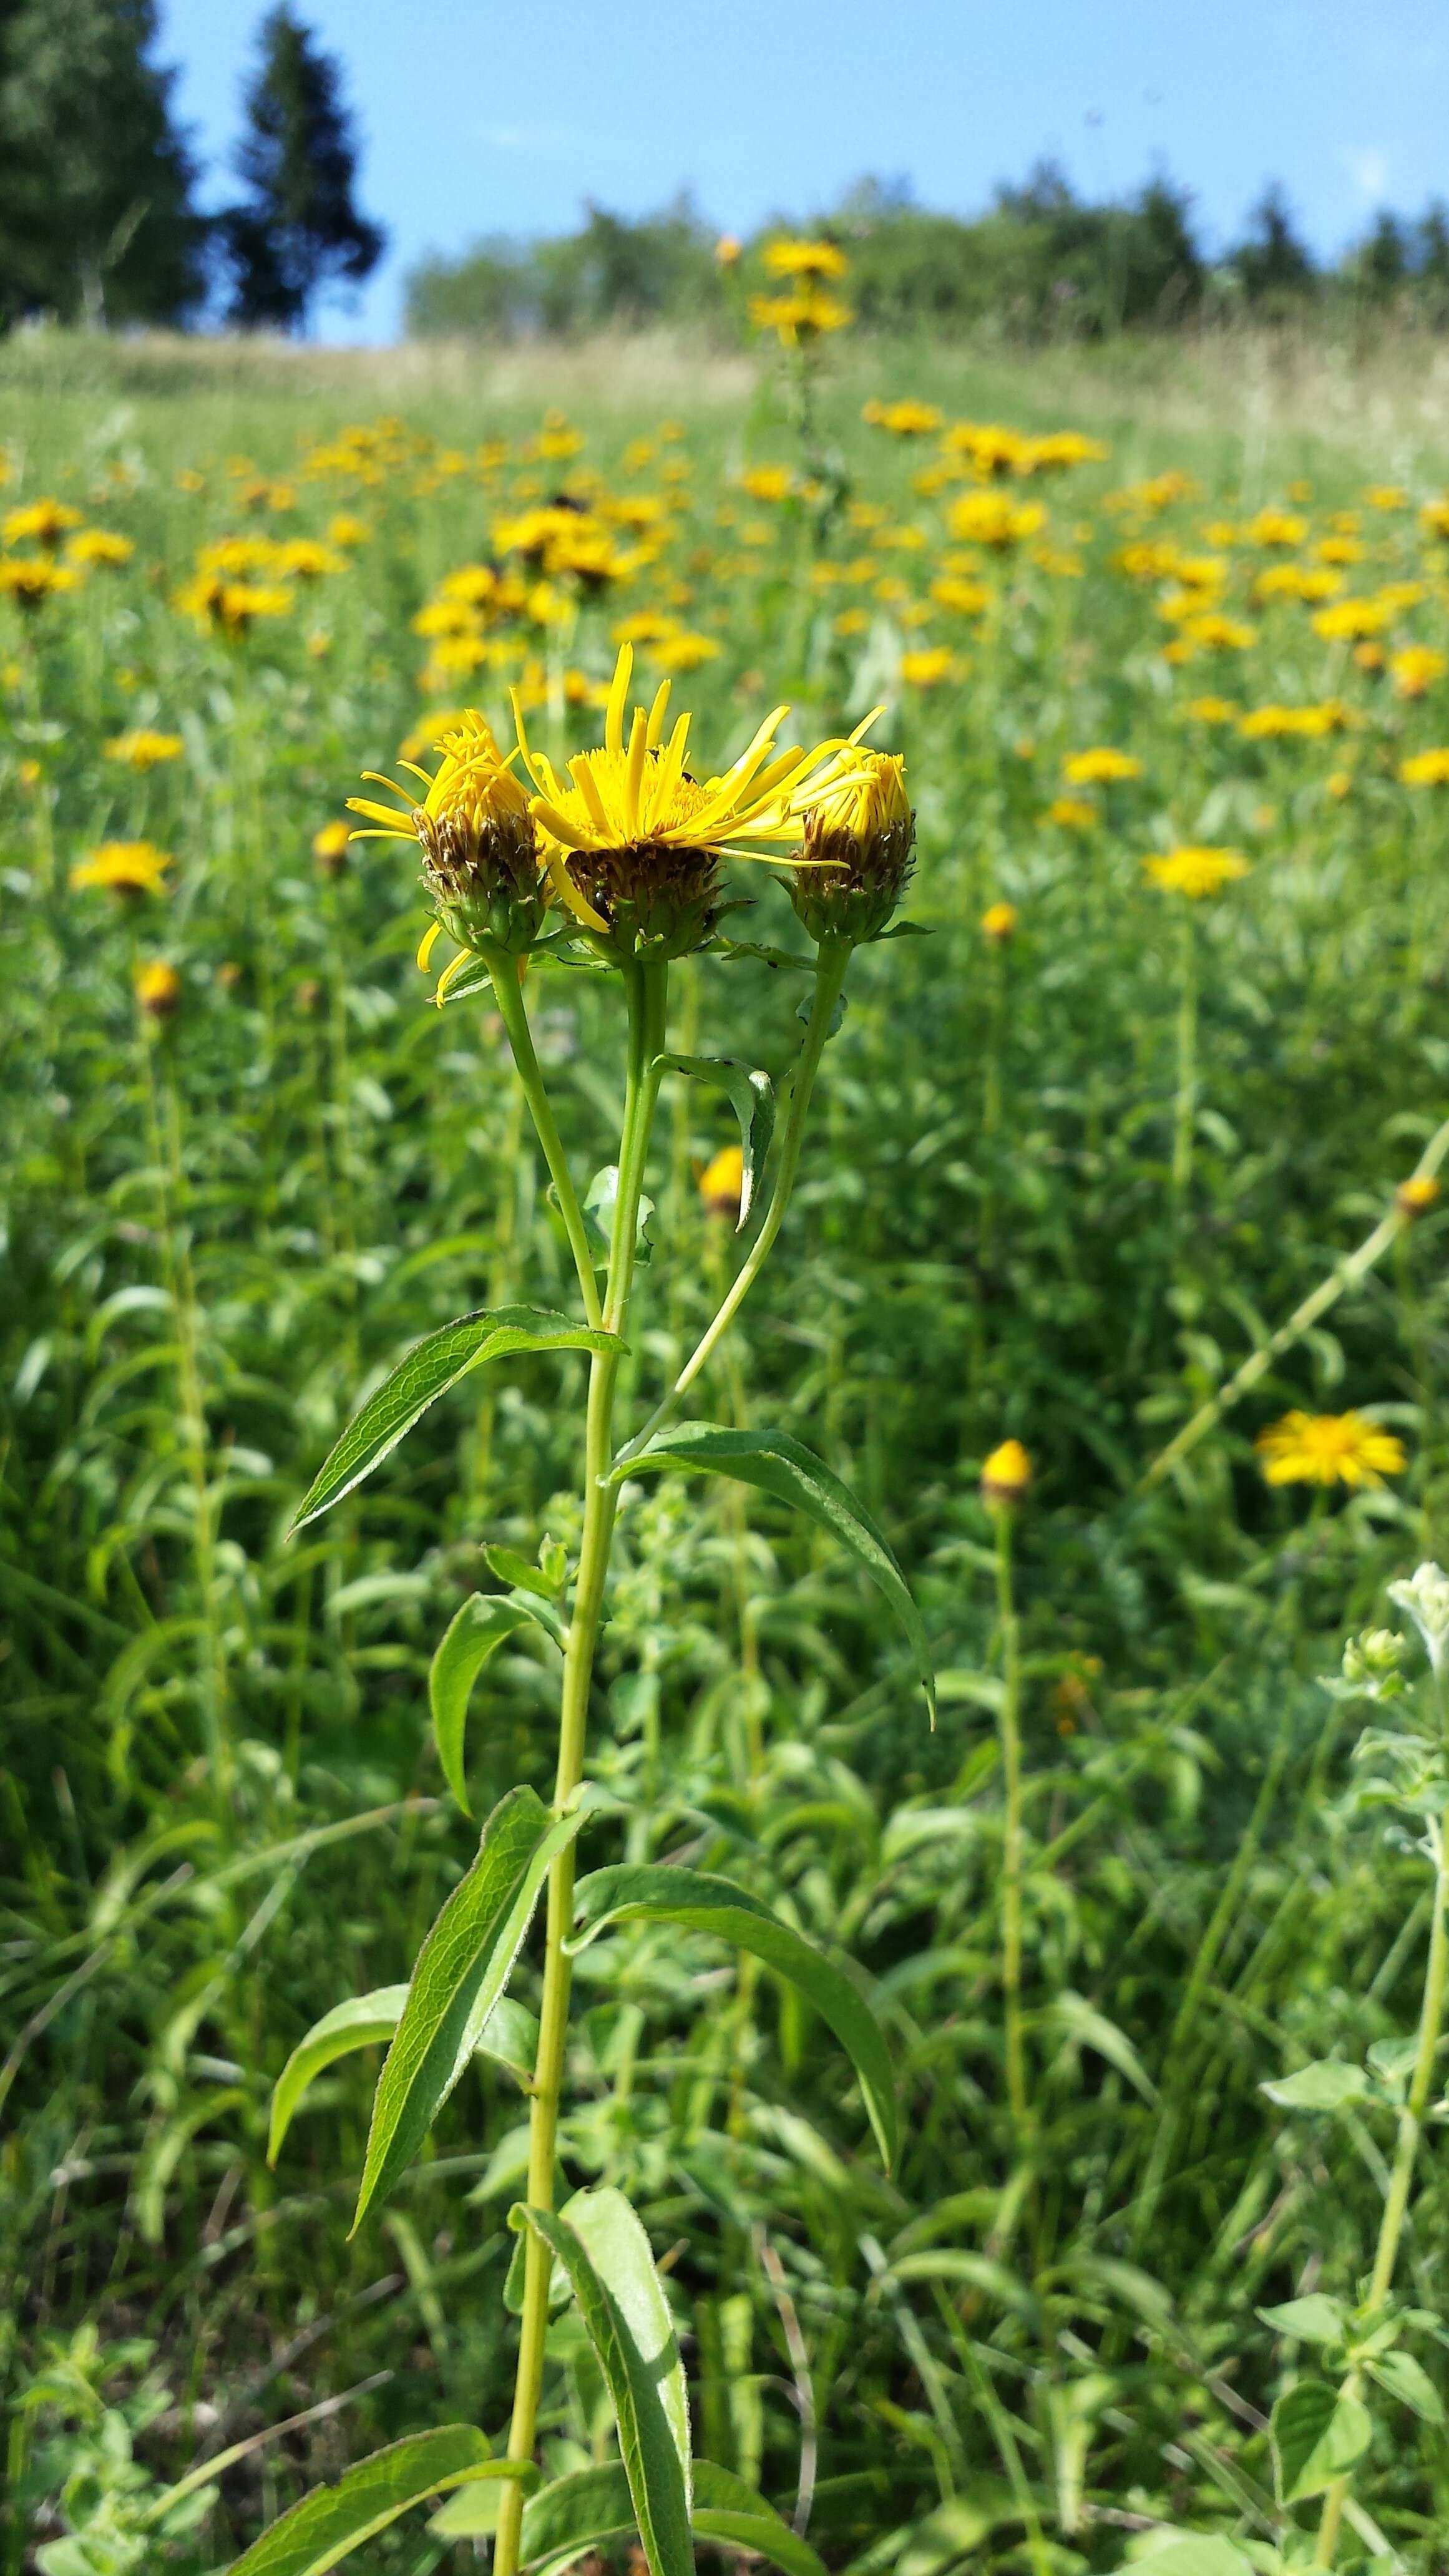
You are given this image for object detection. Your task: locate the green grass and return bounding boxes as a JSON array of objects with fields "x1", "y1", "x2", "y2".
[{"x1": 4, "y1": 323, "x2": 1449, "y2": 2573}]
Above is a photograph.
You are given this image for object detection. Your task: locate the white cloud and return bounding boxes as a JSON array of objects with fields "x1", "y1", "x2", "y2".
[{"x1": 1339, "y1": 145, "x2": 1390, "y2": 203}]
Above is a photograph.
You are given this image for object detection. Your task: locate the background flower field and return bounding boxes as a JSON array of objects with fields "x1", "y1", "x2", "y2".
[{"x1": 6, "y1": 317, "x2": 1449, "y2": 2570}]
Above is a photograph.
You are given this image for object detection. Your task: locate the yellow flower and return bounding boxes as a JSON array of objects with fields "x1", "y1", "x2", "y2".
[
  {"x1": 67, "y1": 529, "x2": 133, "y2": 570},
  {"x1": 1145, "y1": 846, "x2": 1249, "y2": 899},
  {"x1": 647, "y1": 632, "x2": 723, "y2": 673},
  {"x1": 948, "y1": 490, "x2": 1044, "y2": 549},
  {"x1": 134, "y1": 959, "x2": 182, "y2": 1020},
  {"x1": 1238, "y1": 702, "x2": 1348, "y2": 739},
  {"x1": 3, "y1": 498, "x2": 82, "y2": 549},
  {"x1": 1401, "y1": 749, "x2": 1449, "y2": 786},
  {"x1": 899, "y1": 647, "x2": 954, "y2": 687},
  {"x1": 1185, "y1": 696, "x2": 1239, "y2": 724},
  {"x1": 981, "y1": 1439, "x2": 1032, "y2": 1508},
  {"x1": 741, "y1": 465, "x2": 793, "y2": 502},
  {"x1": 313, "y1": 821, "x2": 351, "y2": 872},
  {"x1": 1327, "y1": 769, "x2": 1353, "y2": 801},
  {"x1": 71, "y1": 839, "x2": 172, "y2": 897},
  {"x1": 1391, "y1": 645, "x2": 1446, "y2": 698},
  {"x1": 930, "y1": 574, "x2": 990, "y2": 616},
  {"x1": 865, "y1": 399, "x2": 943, "y2": 436},
  {"x1": 763, "y1": 237, "x2": 849, "y2": 280},
  {"x1": 1049, "y1": 796, "x2": 1098, "y2": 829},
  {"x1": 1064, "y1": 747, "x2": 1142, "y2": 785},
  {"x1": 104, "y1": 728, "x2": 183, "y2": 770},
  {"x1": 1397, "y1": 1175, "x2": 1441, "y2": 1218},
  {"x1": 1255, "y1": 1410, "x2": 1405, "y2": 1490},
  {"x1": 0, "y1": 557, "x2": 79, "y2": 610},
  {"x1": 786, "y1": 744, "x2": 915, "y2": 947},
  {"x1": 511, "y1": 643, "x2": 864, "y2": 957},
  {"x1": 1418, "y1": 498, "x2": 1449, "y2": 537},
  {"x1": 350, "y1": 709, "x2": 547, "y2": 969},
  {"x1": 175, "y1": 573, "x2": 293, "y2": 635},
  {"x1": 714, "y1": 235, "x2": 742, "y2": 266},
  {"x1": 1181, "y1": 612, "x2": 1256, "y2": 651},
  {"x1": 980, "y1": 900, "x2": 1018, "y2": 941},
  {"x1": 272, "y1": 537, "x2": 344, "y2": 580},
  {"x1": 1244, "y1": 508, "x2": 1307, "y2": 548},
  {"x1": 1026, "y1": 431, "x2": 1108, "y2": 471},
  {"x1": 748, "y1": 286, "x2": 852, "y2": 343},
  {"x1": 329, "y1": 513, "x2": 370, "y2": 547},
  {"x1": 699, "y1": 1143, "x2": 744, "y2": 1219},
  {"x1": 1312, "y1": 597, "x2": 1389, "y2": 642}
]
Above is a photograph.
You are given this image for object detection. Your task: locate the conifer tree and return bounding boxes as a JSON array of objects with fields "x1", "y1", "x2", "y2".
[{"x1": 222, "y1": 7, "x2": 384, "y2": 332}]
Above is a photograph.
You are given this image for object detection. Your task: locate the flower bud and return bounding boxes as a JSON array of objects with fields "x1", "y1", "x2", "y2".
[
  {"x1": 1397, "y1": 1174, "x2": 1440, "y2": 1219},
  {"x1": 134, "y1": 959, "x2": 181, "y2": 1022},
  {"x1": 980, "y1": 1438, "x2": 1032, "y2": 1510},
  {"x1": 786, "y1": 748, "x2": 915, "y2": 947},
  {"x1": 980, "y1": 900, "x2": 1018, "y2": 943},
  {"x1": 313, "y1": 821, "x2": 351, "y2": 875},
  {"x1": 699, "y1": 1143, "x2": 744, "y2": 1222}
]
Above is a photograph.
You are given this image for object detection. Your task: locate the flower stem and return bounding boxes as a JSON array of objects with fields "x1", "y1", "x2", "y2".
[
  {"x1": 493, "y1": 955, "x2": 668, "y2": 2576},
  {"x1": 615, "y1": 935, "x2": 851, "y2": 1466},
  {"x1": 994, "y1": 1506, "x2": 1029, "y2": 2136},
  {"x1": 1314, "y1": 1790, "x2": 1449, "y2": 2567},
  {"x1": 1171, "y1": 905, "x2": 1198, "y2": 1202},
  {"x1": 487, "y1": 948, "x2": 604, "y2": 1330}
]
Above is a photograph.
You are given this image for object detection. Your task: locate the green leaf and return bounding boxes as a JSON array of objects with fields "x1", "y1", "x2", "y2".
[
  {"x1": 290, "y1": 1307, "x2": 620, "y2": 1530},
  {"x1": 612, "y1": 1423, "x2": 934, "y2": 1720},
  {"x1": 655, "y1": 1051, "x2": 775, "y2": 1229},
  {"x1": 485, "y1": 1541, "x2": 565, "y2": 1601},
  {"x1": 1257, "y1": 2293, "x2": 1347, "y2": 2348},
  {"x1": 1367, "y1": 2347, "x2": 1445, "y2": 2424},
  {"x1": 512, "y1": 2187, "x2": 692, "y2": 2576},
  {"x1": 568, "y1": 1863, "x2": 897, "y2": 2170},
  {"x1": 223, "y1": 2427, "x2": 530, "y2": 2576},
  {"x1": 269, "y1": 1986, "x2": 538, "y2": 2165},
  {"x1": 352, "y1": 1786, "x2": 585, "y2": 2233},
  {"x1": 585, "y1": 1166, "x2": 655, "y2": 1264},
  {"x1": 1126, "y1": 2541, "x2": 1254, "y2": 2576},
  {"x1": 430, "y1": 1593, "x2": 559, "y2": 1815},
  {"x1": 435, "y1": 2460, "x2": 824, "y2": 2576},
  {"x1": 1261, "y1": 2059, "x2": 1374, "y2": 2111},
  {"x1": 1271, "y1": 2378, "x2": 1373, "y2": 2504}
]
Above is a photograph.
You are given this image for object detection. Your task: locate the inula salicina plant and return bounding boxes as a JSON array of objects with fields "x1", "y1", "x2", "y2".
[{"x1": 221, "y1": 646, "x2": 930, "y2": 2576}]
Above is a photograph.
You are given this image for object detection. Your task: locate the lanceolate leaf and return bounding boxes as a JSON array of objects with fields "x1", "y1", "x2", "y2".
[
  {"x1": 512, "y1": 2188, "x2": 692, "y2": 2576},
  {"x1": 612, "y1": 1423, "x2": 934, "y2": 1720},
  {"x1": 352, "y1": 1787, "x2": 585, "y2": 2233},
  {"x1": 290, "y1": 1307, "x2": 620, "y2": 1531},
  {"x1": 568, "y1": 1864, "x2": 897, "y2": 2169},
  {"x1": 439, "y1": 2459, "x2": 827, "y2": 2576},
  {"x1": 430, "y1": 1592, "x2": 562, "y2": 1815},
  {"x1": 223, "y1": 2426, "x2": 525, "y2": 2576},
  {"x1": 268, "y1": 1987, "x2": 537, "y2": 2165},
  {"x1": 655, "y1": 1052, "x2": 775, "y2": 1229}
]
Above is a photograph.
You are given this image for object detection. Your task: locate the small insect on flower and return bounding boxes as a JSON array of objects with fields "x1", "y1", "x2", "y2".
[
  {"x1": 1145, "y1": 847, "x2": 1249, "y2": 899},
  {"x1": 105, "y1": 729, "x2": 183, "y2": 771},
  {"x1": 70, "y1": 840, "x2": 172, "y2": 899},
  {"x1": 981, "y1": 1439, "x2": 1032, "y2": 1509},
  {"x1": 980, "y1": 900, "x2": 1018, "y2": 942},
  {"x1": 1397, "y1": 1174, "x2": 1441, "y2": 1219},
  {"x1": 313, "y1": 821, "x2": 351, "y2": 874},
  {"x1": 1255, "y1": 1410, "x2": 1405, "y2": 1490},
  {"x1": 698, "y1": 1144, "x2": 744, "y2": 1222},
  {"x1": 351, "y1": 710, "x2": 547, "y2": 978},
  {"x1": 134, "y1": 959, "x2": 182, "y2": 1021}
]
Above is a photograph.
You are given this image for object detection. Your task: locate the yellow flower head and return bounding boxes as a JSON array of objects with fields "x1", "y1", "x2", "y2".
[
  {"x1": 350, "y1": 710, "x2": 547, "y2": 970},
  {"x1": 1245, "y1": 508, "x2": 1307, "y2": 549},
  {"x1": 1146, "y1": 846, "x2": 1249, "y2": 899},
  {"x1": 1050, "y1": 795, "x2": 1098, "y2": 829},
  {"x1": 1391, "y1": 645, "x2": 1446, "y2": 699},
  {"x1": 714, "y1": 235, "x2": 742, "y2": 267},
  {"x1": 134, "y1": 959, "x2": 182, "y2": 1021},
  {"x1": 786, "y1": 744, "x2": 915, "y2": 948},
  {"x1": 699, "y1": 1143, "x2": 745, "y2": 1221},
  {"x1": 1185, "y1": 696, "x2": 1239, "y2": 725},
  {"x1": 748, "y1": 287, "x2": 852, "y2": 344},
  {"x1": 899, "y1": 647, "x2": 954, "y2": 687},
  {"x1": 1255, "y1": 1410, "x2": 1405, "y2": 1490},
  {"x1": 175, "y1": 573, "x2": 293, "y2": 636},
  {"x1": 0, "y1": 556, "x2": 79, "y2": 610},
  {"x1": 1397, "y1": 1175, "x2": 1441, "y2": 1219},
  {"x1": 948, "y1": 490, "x2": 1045, "y2": 549},
  {"x1": 511, "y1": 641, "x2": 863, "y2": 960},
  {"x1": 105, "y1": 728, "x2": 183, "y2": 770},
  {"x1": 865, "y1": 399, "x2": 943, "y2": 437},
  {"x1": 67, "y1": 529, "x2": 133, "y2": 570},
  {"x1": 981, "y1": 1439, "x2": 1032, "y2": 1508},
  {"x1": 1064, "y1": 747, "x2": 1143, "y2": 785},
  {"x1": 4, "y1": 498, "x2": 82, "y2": 550},
  {"x1": 741, "y1": 465, "x2": 793, "y2": 502},
  {"x1": 1401, "y1": 748, "x2": 1449, "y2": 787},
  {"x1": 71, "y1": 839, "x2": 172, "y2": 899},
  {"x1": 1313, "y1": 598, "x2": 1389, "y2": 642},
  {"x1": 313, "y1": 820, "x2": 351, "y2": 873},
  {"x1": 763, "y1": 237, "x2": 849, "y2": 280},
  {"x1": 980, "y1": 900, "x2": 1018, "y2": 941}
]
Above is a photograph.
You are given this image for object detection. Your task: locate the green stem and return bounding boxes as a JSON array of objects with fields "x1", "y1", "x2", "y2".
[
  {"x1": 616, "y1": 935, "x2": 850, "y2": 1466},
  {"x1": 1314, "y1": 1791, "x2": 1449, "y2": 2567},
  {"x1": 487, "y1": 948, "x2": 604, "y2": 1331},
  {"x1": 1172, "y1": 906, "x2": 1198, "y2": 1203},
  {"x1": 995, "y1": 1505, "x2": 1028, "y2": 2136},
  {"x1": 494, "y1": 957, "x2": 668, "y2": 2576}
]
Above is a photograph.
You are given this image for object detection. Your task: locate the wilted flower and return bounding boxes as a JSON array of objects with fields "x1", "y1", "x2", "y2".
[{"x1": 1255, "y1": 1410, "x2": 1405, "y2": 1490}]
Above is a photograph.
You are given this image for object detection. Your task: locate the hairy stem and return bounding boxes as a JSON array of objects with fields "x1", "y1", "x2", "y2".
[
  {"x1": 494, "y1": 956, "x2": 668, "y2": 2576},
  {"x1": 995, "y1": 1506, "x2": 1028, "y2": 2136},
  {"x1": 487, "y1": 947, "x2": 604, "y2": 1331}
]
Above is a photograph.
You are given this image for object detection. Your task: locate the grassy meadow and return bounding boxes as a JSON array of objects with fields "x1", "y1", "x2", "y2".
[{"x1": 7, "y1": 320, "x2": 1449, "y2": 2574}]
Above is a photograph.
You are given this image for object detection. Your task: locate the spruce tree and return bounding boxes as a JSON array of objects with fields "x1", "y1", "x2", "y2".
[
  {"x1": 222, "y1": 7, "x2": 384, "y2": 332},
  {"x1": 0, "y1": 0, "x2": 204, "y2": 329}
]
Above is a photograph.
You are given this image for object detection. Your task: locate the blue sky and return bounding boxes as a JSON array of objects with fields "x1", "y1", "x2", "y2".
[{"x1": 161, "y1": 0, "x2": 1449, "y2": 343}]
